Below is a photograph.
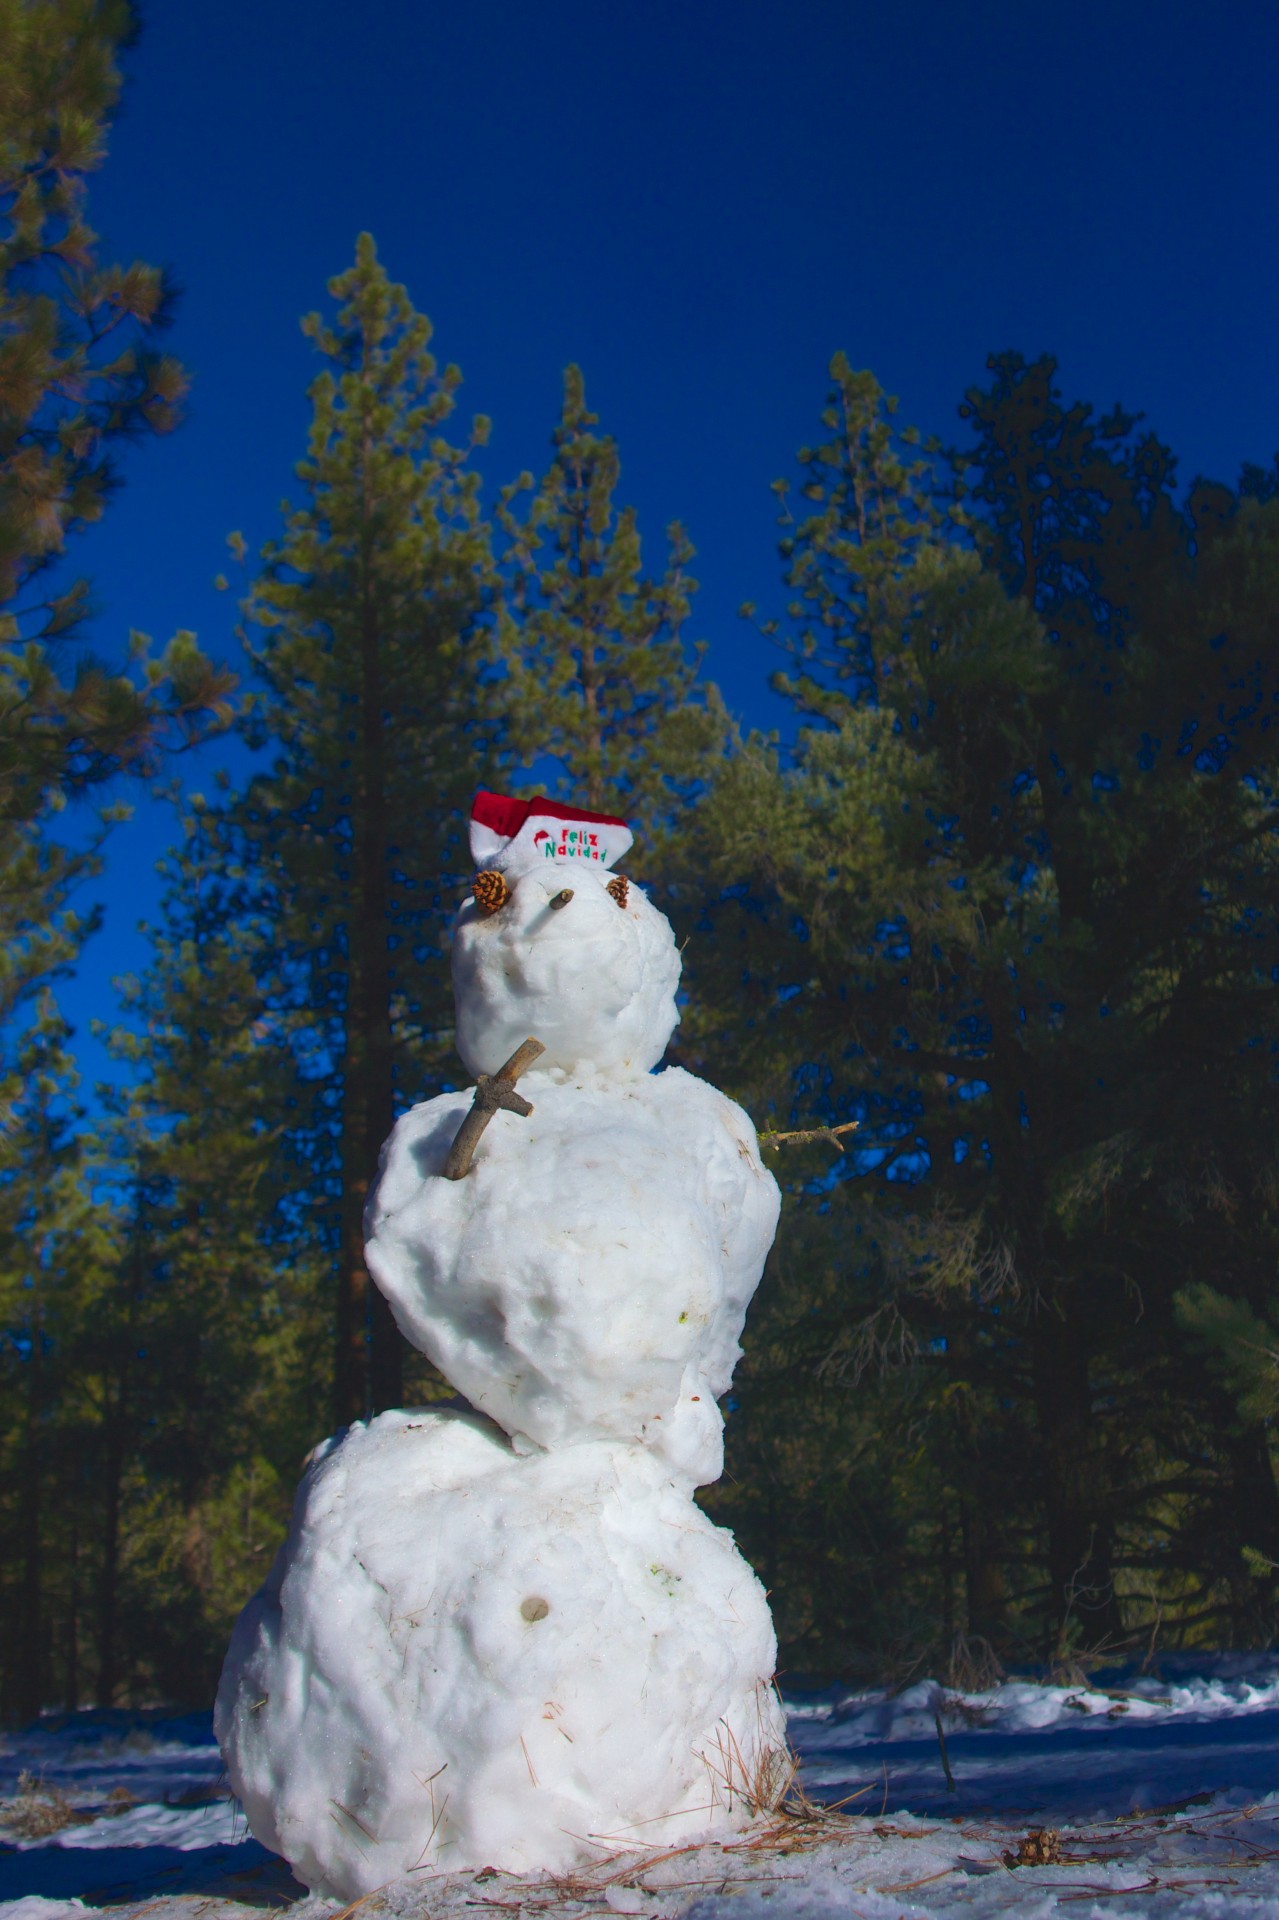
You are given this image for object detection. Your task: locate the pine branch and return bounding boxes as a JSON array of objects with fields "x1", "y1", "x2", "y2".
[{"x1": 758, "y1": 1120, "x2": 860, "y2": 1155}]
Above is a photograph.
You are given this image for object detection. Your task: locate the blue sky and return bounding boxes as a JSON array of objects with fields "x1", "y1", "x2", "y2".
[{"x1": 56, "y1": 0, "x2": 1279, "y2": 1089}]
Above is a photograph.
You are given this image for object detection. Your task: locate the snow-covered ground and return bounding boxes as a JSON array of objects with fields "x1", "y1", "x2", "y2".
[{"x1": 5, "y1": 1661, "x2": 1279, "y2": 1918}]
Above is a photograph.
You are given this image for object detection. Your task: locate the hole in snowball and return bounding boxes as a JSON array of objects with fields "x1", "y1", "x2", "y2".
[{"x1": 520, "y1": 1595, "x2": 551, "y2": 1623}]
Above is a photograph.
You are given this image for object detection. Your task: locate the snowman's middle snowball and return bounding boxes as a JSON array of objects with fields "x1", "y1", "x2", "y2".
[{"x1": 366, "y1": 1069, "x2": 779, "y2": 1485}]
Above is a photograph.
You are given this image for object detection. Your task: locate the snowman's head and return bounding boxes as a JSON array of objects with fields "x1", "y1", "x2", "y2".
[{"x1": 451, "y1": 793, "x2": 681, "y2": 1078}]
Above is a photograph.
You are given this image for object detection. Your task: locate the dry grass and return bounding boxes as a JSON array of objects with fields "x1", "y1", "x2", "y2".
[
  {"x1": 0, "y1": 1769, "x2": 94, "y2": 1839},
  {"x1": 698, "y1": 1714, "x2": 798, "y2": 1821},
  {"x1": 514, "y1": 1695, "x2": 876, "y2": 1913},
  {"x1": 690, "y1": 1692, "x2": 873, "y2": 1855},
  {"x1": 944, "y1": 1631, "x2": 1005, "y2": 1695}
]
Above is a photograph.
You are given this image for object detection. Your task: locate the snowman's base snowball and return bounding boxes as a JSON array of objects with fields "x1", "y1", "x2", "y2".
[{"x1": 215, "y1": 1411, "x2": 786, "y2": 1902}]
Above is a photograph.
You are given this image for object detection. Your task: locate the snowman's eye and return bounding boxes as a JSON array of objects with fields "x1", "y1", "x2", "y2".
[
  {"x1": 607, "y1": 875, "x2": 629, "y2": 910},
  {"x1": 472, "y1": 870, "x2": 510, "y2": 915}
]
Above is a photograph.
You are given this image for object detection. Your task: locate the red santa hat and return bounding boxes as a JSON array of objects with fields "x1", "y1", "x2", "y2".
[{"x1": 468, "y1": 790, "x2": 633, "y2": 874}]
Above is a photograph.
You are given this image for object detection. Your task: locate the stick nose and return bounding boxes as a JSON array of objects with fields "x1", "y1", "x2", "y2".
[{"x1": 548, "y1": 888, "x2": 574, "y2": 911}]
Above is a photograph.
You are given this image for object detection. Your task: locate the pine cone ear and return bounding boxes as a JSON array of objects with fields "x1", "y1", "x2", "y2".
[
  {"x1": 606, "y1": 875, "x2": 629, "y2": 910},
  {"x1": 473, "y1": 870, "x2": 510, "y2": 915}
]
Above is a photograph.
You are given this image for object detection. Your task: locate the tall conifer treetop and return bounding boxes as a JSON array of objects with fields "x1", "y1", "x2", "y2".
[
  {"x1": 745, "y1": 352, "x2": 965, "y2": 723},
  {"x1": 496, "y1": 364, "x2": 724, "y2": 842},
  {"x1": 233, "y1": 234, "x2": 497, "y2": 1425}
]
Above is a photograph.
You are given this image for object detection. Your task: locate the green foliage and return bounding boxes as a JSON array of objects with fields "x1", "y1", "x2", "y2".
[
  {"x1": 694, "y1": 354, "x2": 1279, "y2": 1666},
  {"x1": 0, "y1": 0, "x2": 181, "y2": 631},
  {"x1": 0, "y1": 0, "x2": 233, "y2": 821},
  {"x1": 0, "y1": 0, "x2": 233, "y2": 1107},
  {"x1": 706, "y1": 1183, "x2": 964, "y2": 1678},
  {"x1": 1176, "y1": 1284, "x2": 1279, "y2": 1424},
  {"x1": 227, "y1": 235, "x2": 497, "y2": 1424},
  {"x1": 0, "y1": 804, "x2": 328, "y2": 1716},
  {"x1": 88, "y1": 803, "x2": 322, "y2": 1701},
  {"x1": 0, "y1": 2, "x2": 233, "y2": 1718},
  {"x1": 756, "y1": 352, "x2": 964, "y2": 720},
  {"x1": 0, "y1": 993, "x2": 118, "y2": 1719},
  {"x1": 496, "y1": 365, "x2": 725, "y2": 843}
]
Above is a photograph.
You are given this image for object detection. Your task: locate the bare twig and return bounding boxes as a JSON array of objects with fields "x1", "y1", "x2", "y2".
[
  {"x1": 443, "y1": 1038, "x2": 546, "y2": 1180},
  {"x1": 758, "y1": 1121, "x2": 860, "y2": 1155},
  {"x1": 933, "y1": 1710, "x2": 956, "y2": 1793}
]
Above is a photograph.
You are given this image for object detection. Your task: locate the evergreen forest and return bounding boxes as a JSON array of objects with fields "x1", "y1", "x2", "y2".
[{"x1": 5, "y1": 2, "x2": 1279, "y2": 1720}]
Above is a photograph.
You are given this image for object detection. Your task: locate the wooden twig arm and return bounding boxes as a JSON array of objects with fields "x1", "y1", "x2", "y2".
[
  {"x1": 758, "y1": 1120, "x2": 860, "y2": 1155},
  {"x1": 443, "y1": 1037, "x2": 546, "y2": 1180}
]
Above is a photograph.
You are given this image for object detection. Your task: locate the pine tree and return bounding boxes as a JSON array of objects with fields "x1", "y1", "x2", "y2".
[
  {"x1": 496, "y1": 365, "x2": 723, "y2": 843},
  {"x1": 746, "y1": 350, "x2": 964, "y2": 718},
  {"x1": 80, "y1": 796, "x2": 321, "y2": 1699},
  {"x1": 0, "y1": 786, "x2": 326, "y2": 1714},
  {"x1": 228, "y1": 236, "x2": 495, "y2": 1426},
  {"x1": 0, "y1": 992, "x2": 111, "y2": 1718},
  {"x1": 0, "y1": 0, "x2": 233, "y2": 825},
  {"x1": 687, "y1": 359, "x2": 1027, "y2": 1667},
  {"x1": 955, "y1": 355, "x2": 1279, "y2": 1645},
  {"x1": 0, "y1": 0, "x2": 232, "y2": 1178},
  {"x1": 0, "y1": 2, "x2": 234, "y2": 1711},
  {"x1": 693, "y1": 352, "x2": 1279, "y2": 1661}
]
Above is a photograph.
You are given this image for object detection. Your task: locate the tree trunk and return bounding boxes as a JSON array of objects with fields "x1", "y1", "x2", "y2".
[
  {"x1": 333, "y1": 393, "x2": 405, "y2": 1426},
  {"x1": 65, "y1": 1507, "x2": 80, "y2": 1713},
  {"x1": 334, "y1": 1031, "x2": 371, "y2": 1426},
  {"x1": 334, "y1": 913, "x2": 404, "y2": 1423},
  {"x1": 361, "y1": 404, "x2": 401, "y2": 1419},
  {"x1": 1225, "y1": 1424, "x2": 1279, "y2": 1646},
  {"x1": 97, "y1": 1385, "x2": 125, "y2": 1707},
  {"x1": 16, "y1": 1298, "x2": 45, "y2": 1722},
  {"x1": 182, "y1": 1499, "x2": 212, "y2": 1598},
  {"x1": 939, "y1": 1500, "x2": 955, "y2": 1649},
  {"x1": 98, "y1": 1218, "x2": 142, "y2": 1707},
  {"x1": 946, "y1": 1324, "x2": 1008, "y2": 1648},
  {"x1": 959, "y1": 1494, "x2": 1007, "y2": 1645},
  {"x1": 1031, "y1": 1295, "x2": 1122, "y2": 1654},
  {"x1": 982, "y1": 965, "x2": 1120, "y2": 1654}
]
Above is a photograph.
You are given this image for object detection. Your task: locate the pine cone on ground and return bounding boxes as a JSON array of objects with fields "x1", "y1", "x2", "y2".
[{"x1": 1003, "y1": 1829, "x2": 1063, "y2": 1868}]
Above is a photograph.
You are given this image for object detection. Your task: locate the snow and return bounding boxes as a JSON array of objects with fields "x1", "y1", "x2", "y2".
[
  {"x1": 1, "y1": 1904, "x2": 93, "y2": 1920},
  {"x1": 365, "y1": 1068, "x2": 779, "y2": 1485},
  {"x1": 8, "y1": 1668, "x2": 1279, "y2": 1917},
  {"x1": 214, "y1": 1412, "x2": 785, "y2": 1899},
  {"x1": 0, "y1": 1711, "x2": 293, "y2": 1912},
  {"x1": 789, "y1": 1663, "x2": 1279, "y2": 1820},
  {"x1": 451, "y1": 864, "x2": 681, "y2": 1079}
]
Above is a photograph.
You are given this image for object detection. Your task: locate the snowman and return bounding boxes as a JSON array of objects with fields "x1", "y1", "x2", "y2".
[{"x1": 215, "y1": 792, "x2": 786, "y2": 1899}]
